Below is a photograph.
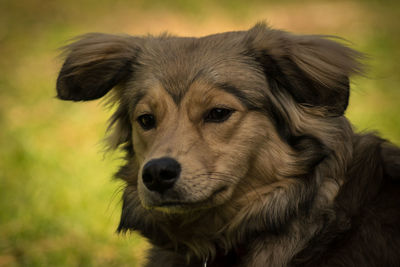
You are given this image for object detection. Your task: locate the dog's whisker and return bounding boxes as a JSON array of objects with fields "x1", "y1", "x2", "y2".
[
  {"x1": 186, "y1": 170, "x2": 264, "y2": 205},
  {"x1": 191, "y1": 171, "x2": 264, "y2": 202}
]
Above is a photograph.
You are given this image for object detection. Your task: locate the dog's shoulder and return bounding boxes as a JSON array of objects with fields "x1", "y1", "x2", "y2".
[
  {"x1": 294, "y1": 134, "x2": 400, "y2": 266},
  {"x1": 324, "y1": 134, "x2": 400, "y2": 266},
  {"x1": 339, "y1": 134, "x2": 400, "y2": 208},
  {"x1": 340, "y1": 133, "x2": 400, "y2": 219}
]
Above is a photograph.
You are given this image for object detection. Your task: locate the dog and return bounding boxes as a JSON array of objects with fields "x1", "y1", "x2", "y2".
[{"x1": 56, "y1": 23, "x2": 400, "y2": 266}]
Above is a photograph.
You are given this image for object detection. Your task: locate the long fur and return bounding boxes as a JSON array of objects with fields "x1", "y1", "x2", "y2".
[{"x1": 56, "y1": 23, "x2": 400, "y2": 267}]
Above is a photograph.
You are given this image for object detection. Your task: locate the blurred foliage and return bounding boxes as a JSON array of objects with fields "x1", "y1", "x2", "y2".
[{"x1": 0, "y1": 0, "x2": 399, "y2": 266}]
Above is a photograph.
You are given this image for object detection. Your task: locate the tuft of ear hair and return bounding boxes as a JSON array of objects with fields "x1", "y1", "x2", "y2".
[
  {"x1": 245, "y1": 23, "x2": 365, "y2": 116},
  {"x1": 57, "y1": 33, "x2": 140, "y2": 101}
]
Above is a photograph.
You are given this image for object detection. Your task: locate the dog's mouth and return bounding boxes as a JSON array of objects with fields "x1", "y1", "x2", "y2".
[{"x1": 144, "y1": 185, "x2": 230, "y2": 213}]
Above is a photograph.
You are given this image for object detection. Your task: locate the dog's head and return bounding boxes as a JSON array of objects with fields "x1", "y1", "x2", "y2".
[{"x1": 57, "y1": 23, "x2": 363, "y2": 236}]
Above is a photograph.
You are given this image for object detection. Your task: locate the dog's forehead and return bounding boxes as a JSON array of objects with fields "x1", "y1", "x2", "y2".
[{"x1": 135, "y1": 34, "x2": 253, "y2": 104}]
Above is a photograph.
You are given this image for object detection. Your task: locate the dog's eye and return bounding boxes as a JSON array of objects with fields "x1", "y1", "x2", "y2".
[
  {"x1": 137, "y1": 114, "x2": 156, "y2": 130},
  {"x1": 204, "y1": 108, "x2": 234, "y2": 123}
]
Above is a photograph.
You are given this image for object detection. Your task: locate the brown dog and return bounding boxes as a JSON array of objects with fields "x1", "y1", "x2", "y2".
[{"x1": 56, "y1": 23, "x2": 400, "y2": 266}]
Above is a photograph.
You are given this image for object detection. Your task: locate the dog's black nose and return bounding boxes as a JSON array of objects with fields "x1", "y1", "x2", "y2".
[{"x1": 142, "y1": 157, "x2": 181, "y2": 193}]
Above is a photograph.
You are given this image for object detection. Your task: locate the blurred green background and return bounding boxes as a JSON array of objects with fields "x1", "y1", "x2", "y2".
[{"x1": 0, "y1": 0, "x2": 399, "y2": 266}]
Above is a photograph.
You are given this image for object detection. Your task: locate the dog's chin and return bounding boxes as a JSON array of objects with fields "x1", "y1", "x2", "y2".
[{"x1": 139, "y1": 185, "x2": 232, "y2": 214}]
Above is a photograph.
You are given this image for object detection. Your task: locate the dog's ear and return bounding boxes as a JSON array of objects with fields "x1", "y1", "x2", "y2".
[
  {"x1": 246, "y1": 23, "x2": 365, "y2": 115},
  {"x1": 57, "y1": 33, "x2": 140, "y2": 101}
]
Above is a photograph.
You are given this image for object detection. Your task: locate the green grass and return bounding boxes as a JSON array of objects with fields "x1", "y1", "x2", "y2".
[{"x1": 0, "y1": 0, "x2": 399, "y2": 266}]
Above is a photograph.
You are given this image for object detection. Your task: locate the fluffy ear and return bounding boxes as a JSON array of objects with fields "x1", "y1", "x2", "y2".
[
  {"x1": 57, "y1": 33, "x2": 140, "y2": 101},
  {"x1": 246, "y1": 23, "x2": 365, "y2": 115}
]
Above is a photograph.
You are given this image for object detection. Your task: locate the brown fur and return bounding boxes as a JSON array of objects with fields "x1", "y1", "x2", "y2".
[{"x1": 56, "y1": 23, "x2": 400, "y2": 266}]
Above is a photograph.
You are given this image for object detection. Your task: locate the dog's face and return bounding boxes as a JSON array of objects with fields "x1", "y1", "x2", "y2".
[
  {"x1": 131, "y1": 79, "x2": 276, "y2": 212},
  {"x1": 57, "y1": 23, "x2": 364, "y2": 229},
  {"x1": 111, "y1": 39, "x2": 283, "y2": 212}
]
